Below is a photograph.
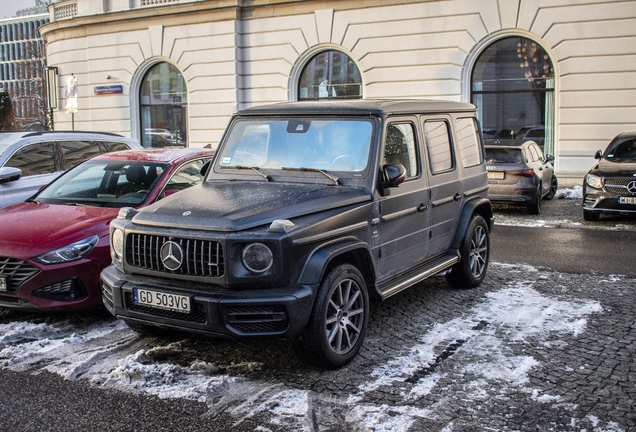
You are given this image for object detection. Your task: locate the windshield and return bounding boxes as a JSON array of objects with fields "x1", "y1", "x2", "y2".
[
  {"x1": 216, "y1": 118, "x2": 373, "y2": 175},
  {"x1": 36, "y1": 160, "x2": 168, "y2": 208},
  {"x1": 605, "y1": 136, "x2": 636, "y2": 159}
]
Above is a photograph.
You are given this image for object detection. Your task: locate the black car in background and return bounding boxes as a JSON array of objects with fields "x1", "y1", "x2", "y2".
[
  {"x1": 485, "y1": 139, "x2": 557, "y2": 215},
  {"x1": 583, "y1": 131, "x2": 636, "y2": 221}
]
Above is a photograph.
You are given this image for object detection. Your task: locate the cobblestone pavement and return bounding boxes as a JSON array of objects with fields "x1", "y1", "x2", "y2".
[{"x1": 1, "y1": 198, "x2": 634, "y2": 431}]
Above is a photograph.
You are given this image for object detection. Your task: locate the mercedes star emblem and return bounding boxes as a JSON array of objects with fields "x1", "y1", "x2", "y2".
[
  {"x1": 627, "y1": 180, "x2": 636, "y2": 196},
  {"x1": 160, "y1": 241, "x2": 184, "y2": 271}
]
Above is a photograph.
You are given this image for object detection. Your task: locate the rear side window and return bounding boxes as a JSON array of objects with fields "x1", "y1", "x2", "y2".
[
  {"x1": 456, "y1": 117, "x2": 483, "y2": 168},
  {"x1": 5, "y1": 142, "x2": 55, "y2": 176},
  {"x1": 101, "y1": 141, "x2": 133, "y2": 153},
  {"x1": 59, "y1": 140, "x2": 102, "y2": 170},
  {"x1": 424, "y1": 120, "x2": 453, "y2": 173},
  {"x1": 383, "y1": 123, "x2": 418, "y2": 178}
]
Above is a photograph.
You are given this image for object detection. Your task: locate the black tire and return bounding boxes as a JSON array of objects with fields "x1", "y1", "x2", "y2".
[
  {"x1": 544, "y1": 175, "x2": 558, "y2": 200},
  {"x1": 293, "y1": 264, "x2": 369, "y2": 369},
  {"x1": 528, "y1": 184, "x2": 541, "y2": 215},
  {"x1": 583, "y1": 209, "x2": 600, "y2": 221},
  {"x1": 446, "y1": 215, "x2": 490, "y2": 288}
]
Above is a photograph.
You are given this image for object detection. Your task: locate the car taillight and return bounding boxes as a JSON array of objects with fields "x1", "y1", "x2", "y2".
[{"x1": 510, "y1": 169, "x2": 534, "y2": 178}]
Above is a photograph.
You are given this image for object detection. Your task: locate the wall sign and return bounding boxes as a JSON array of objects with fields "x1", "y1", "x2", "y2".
[{"x1": 94, "y1": 85, "x2": 123, "y2": 95}]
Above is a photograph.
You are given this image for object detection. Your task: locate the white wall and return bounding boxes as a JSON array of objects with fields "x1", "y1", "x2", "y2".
[{"x1": 45, "y1": 0, "x2": 636, "y2": 183}]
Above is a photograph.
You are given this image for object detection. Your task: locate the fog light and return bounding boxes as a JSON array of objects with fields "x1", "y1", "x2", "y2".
[{"x1": 241, "y1": 243, "x2": 273, "y2": 273}]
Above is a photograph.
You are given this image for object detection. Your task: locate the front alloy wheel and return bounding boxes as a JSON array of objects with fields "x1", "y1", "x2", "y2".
[
  {"x1": 447, "y1": 214, "x2": 490, "y2": 288},
  {"x1": 293, "y1": 264, "x2": 369, "y2": 369}
]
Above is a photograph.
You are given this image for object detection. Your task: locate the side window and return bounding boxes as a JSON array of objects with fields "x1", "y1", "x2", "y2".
[
  {"x1": 424, "y1": 120, "x2": 453, "y2": 173},
  {"x1": 101, "y1": 141, "x2": 133, "y2": 153},
  {"x1": 5, "y1": 142, "x2": 55, "y2": 176},
  {"x1": 383, "y1": 123, "x2": 418, "y2": 178},
  {"x1": 456, "y1": 117, "x2": 483, "y2": 168},
  {"x1": 161, "y1": 159, "x2": 207, "y2": 198},
  {"x1": 59, "y1": 141, "x2": 102, "y2": 170},
  {"x1": 527, "y1": 145, "x2": 539, "y2": 162}
]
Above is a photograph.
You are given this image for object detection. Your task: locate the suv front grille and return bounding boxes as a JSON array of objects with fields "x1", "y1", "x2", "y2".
[
  {"x1": 126, "y1": 234, "x2": 224, "y2": 277},
  {"x1": 0, "y1": 257, "x2": 38, "y2": 292},
  {"x1": 604, "y1": 178, "x2": 636, "y2": 196}
]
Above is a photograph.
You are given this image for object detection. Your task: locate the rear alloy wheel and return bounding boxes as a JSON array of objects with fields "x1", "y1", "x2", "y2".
[
  {"x1": 544, "y1": 175, "x2": 558, "y2": 200},
  {"x1": 583, "y1": 209, "x2": 600, "y2": 221},
  {"x1": 293, "y1": 264, "x2": 369, "y2": 369},
  {"x1": 446, "y1": 215, "x2": 490, "y2": 288},
  {"x1": 528, "y1": 184, "x2": 541, "y2": 215}
]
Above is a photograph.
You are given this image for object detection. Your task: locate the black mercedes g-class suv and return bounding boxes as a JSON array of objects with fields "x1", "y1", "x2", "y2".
[{"x1": 101, "y1": 100, "x2": 493, "y2": 369}]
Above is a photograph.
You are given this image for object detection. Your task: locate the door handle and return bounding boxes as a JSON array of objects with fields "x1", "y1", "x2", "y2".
[
  {"x1": 417, "y1": 203, "x2": 428, "y2": 212},
  {"x1": 453, "y1": 193, "x2": 462, "y2": 201}
]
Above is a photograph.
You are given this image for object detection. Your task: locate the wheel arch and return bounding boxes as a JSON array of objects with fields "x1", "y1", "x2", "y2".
[
  {"x1": 298, "y1": 237, "x2": 378, "y2": 299},
  {"x1": 450, "y1": 198, "x2": 493, "y2": 250}
]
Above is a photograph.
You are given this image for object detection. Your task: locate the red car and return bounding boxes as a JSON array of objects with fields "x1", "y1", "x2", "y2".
[{"x1": 0, "y1": 148, "x2": 214, "y2": 312}]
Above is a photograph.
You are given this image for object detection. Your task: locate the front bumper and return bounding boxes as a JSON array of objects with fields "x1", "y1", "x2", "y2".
[
  {"x1": 583, "y1": 188, "x2": 636, "y2": 215},
  {"x1": 100, "y1": 265, "x2": 316, "y2": 338}
]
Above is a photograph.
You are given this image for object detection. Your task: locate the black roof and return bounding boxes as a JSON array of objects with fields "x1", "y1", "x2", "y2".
[{"x1": 236, "y1": 99, "x2": 476, "y2": 117}]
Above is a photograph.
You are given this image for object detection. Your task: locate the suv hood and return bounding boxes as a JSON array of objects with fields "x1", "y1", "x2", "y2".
[
  {"x1": 589, "y1": 158, "x2": 636, "y2": 177},
  {"x1": 132, "y1": 181, "x2": 372, "y2": 232}
]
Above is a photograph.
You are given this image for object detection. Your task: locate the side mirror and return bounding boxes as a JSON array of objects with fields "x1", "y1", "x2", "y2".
[
  {"x1": 200, "y1": 160, "x2": 211, "y2": 177},
  {"x1": 0, "y1": 167, "x2": 21, "y2": 184},
  {"x1": 383, "y1": 163, "x2": 406, "y2": 187},
  {"x1": 594, "y1": 150, "x2": 603, "y2": 160},
  {"x1": 546, "y1": 155, "x2": 555, "y2": 163}
]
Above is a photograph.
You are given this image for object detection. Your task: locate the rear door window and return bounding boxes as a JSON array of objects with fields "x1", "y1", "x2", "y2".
[
  {"x1": 5, "y1": 142, "x2": 56, "y2": 176},
  {"x1": 424, "y1": 120, "x2": 453, "y2": 173},
  {"x1": 59, "y1": 140, "x2": 102, "y2": 170},
  {"x1": 101, "y1": 141, "x2": 133, "y2": 153}
]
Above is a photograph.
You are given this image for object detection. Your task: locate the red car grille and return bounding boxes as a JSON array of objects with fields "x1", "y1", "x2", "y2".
[
  {"x1": 125, "y1": 234, "x2": 224, "y2": 277},
  {"x1": 0, "y1": 257, "x2": 38, "y2": 292}
]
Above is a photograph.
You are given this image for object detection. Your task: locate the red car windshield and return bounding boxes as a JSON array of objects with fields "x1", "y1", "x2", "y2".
[{"x1": 35, "y1": 160, "x2": 169, "y2": 208}]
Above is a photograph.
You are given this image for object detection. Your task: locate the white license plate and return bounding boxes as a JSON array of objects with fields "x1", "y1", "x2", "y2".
[
  {"x1": 488, "y1": 171, "x2": 505, "y2": 180},
  {"x1": 0, "y1": 277, "x2": 6, "y2": 292},
  {"x1": 133, "y1": 288, "x2": 190, "y2": 313},
  {"x1": 619, "y1": 196, "x2": 636, "y2": 205}
]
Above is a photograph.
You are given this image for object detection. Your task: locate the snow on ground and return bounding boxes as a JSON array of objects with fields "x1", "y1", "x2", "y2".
[
  {"x1": 555, "y1": 186, "x2": 583, "y2": 200},
  {"x1": 0, "y1": 263, "x2": 611, "y2": 430}
]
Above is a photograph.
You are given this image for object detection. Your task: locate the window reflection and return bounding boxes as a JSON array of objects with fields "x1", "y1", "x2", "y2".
[
  {"x1": 299, "y1": 51, "x2": 362, "y2": 100},
  {"x1": 140, "y1": 63, "x2": 187, "y2": 148}
]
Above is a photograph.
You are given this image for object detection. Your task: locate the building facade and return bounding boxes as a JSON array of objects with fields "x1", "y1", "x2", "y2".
[
  {"x1": 0, "y1": 13, "x2": 50, "y2": 130},
  {"x1": 41, "y1": 0, "x2": 636, "y2": 185}
]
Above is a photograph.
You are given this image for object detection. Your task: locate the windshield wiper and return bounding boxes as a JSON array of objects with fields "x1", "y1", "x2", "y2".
[
  {"x1": 66, "y1": 202, "x2": 103, "y2": 207},
  {"x1": 25, "y1": 198, "x2": 40, "y2": 204},
  {"x1": 221, "y1": 165, "x2": 271, "y2": 182},
  {"x1": 282, "y1": 167, "x2": 340, "y2": 185}
]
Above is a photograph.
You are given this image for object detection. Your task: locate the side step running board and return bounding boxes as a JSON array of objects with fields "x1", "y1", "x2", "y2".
[{"x1": 378, "y1": 254, "x2": 459, "y2": 300}]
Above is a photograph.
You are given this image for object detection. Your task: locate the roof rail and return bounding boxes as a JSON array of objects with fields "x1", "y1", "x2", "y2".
[{"x1": 21, "y1": 130, "x2": 124, "y2": 138}]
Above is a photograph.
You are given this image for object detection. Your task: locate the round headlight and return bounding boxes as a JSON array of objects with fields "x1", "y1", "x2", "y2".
[
  {"x1": 241, "y1": 243, "x2": 273, "y2": 273},
  {"x1": 112, "y1": 229, "x2": 124, "y2": 258}
]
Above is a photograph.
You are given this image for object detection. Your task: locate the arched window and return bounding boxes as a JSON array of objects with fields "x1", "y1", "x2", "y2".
[
  {"x1": 472, "y1": 37, "x2": 555, "y2": 155},
  {"x1": 139, "y1": 62, "x2": 187, "y2": 148},
  {"x1": 298, "y1": 50, "x2": 362, "y2": 100}
]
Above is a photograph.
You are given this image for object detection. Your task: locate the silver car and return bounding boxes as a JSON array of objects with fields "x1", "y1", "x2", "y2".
[
  {"x1": 485, "y1": 139, "x2": 557, "y2": 214},
  {"x1": 0, "y1": 131, "x2": 140, "y2": 209}
]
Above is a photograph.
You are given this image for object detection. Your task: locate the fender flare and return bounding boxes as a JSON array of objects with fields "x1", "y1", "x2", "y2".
[
  {"x1": 450, "y1": 198, "x2": 493, "y2": 250},
  {"x1": 298, "y1": 236, "x2": 374, "y2": 286}
]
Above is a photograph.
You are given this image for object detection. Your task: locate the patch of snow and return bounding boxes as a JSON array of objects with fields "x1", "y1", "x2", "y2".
[{"x1": 556, "y1": 186, "x2": 583, "y2": 199}]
